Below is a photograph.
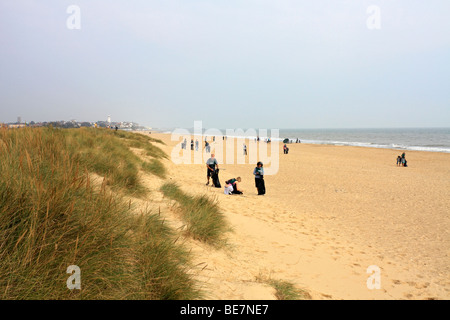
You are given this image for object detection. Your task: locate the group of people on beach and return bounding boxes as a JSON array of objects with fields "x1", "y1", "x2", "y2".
[
  {"x1": 181, "y1": 138, "x2": 212, "y2": 153},
  {"x1": 256, "y1": 137, "x2": 272, "y2": 143},
  {"x1": 397, "y1": 152, "x2": 408, "y2": 167},
  {"x1": 205, "y1": 153, "x2": 266, "y2": 196}
]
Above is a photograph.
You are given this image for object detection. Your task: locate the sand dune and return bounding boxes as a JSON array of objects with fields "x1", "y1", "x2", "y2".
[{"x1": 136, "y1": 131, "x2": 450, "y2": 300}]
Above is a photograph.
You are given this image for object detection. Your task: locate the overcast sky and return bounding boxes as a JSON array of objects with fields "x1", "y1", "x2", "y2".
[{"x1": 1, "y1": 0, "x2": 449, "y2": 129}]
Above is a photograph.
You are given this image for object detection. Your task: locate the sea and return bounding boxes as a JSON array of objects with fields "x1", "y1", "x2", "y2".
[
  {"x1": 160, "y1": 127, "x2": 450, "y2": 154},
  {"x1": 277, "y1": 128, "x2": 450, "y2": 154}
]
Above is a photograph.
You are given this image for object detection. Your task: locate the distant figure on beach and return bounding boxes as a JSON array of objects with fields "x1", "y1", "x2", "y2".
[
  {"x1": 401, "y1": 152, "x2": 407, "y2": 167},
  {"x1": 205, "y1": 141, "x2": 210, "y2": 153},
  {"x1": 283, "y1": 144, "x2": 289, "y2": 154},
  {"x1": 397, "y1": 156, "x2": 402, "y2": 166},
  {"x1": 224, "y1": 177, "x2": 243, "y2": 195},
  {"x1": 190, "y1": 139, "x2": 194, "y2": 150},
  {"x1": 206, "y1": 153, "x2": 218, "y2": 186},
  {"x1": 195, "y1": 139, "x2": 199, "y2": 151},
  {"x1": 243, "y1": 143, "x2": 247, "y2": 155},
  {"x1": 253, "y1": 162, "x2": 265, "y2": 195}
]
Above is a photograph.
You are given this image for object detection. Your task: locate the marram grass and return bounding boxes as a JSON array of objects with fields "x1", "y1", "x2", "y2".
[
  {"x1": 160, "y1": 182, "x2": 230, "y2": 247},
  {"x1": 0, "y1": 127, "x2": 200, "y2": 300}
]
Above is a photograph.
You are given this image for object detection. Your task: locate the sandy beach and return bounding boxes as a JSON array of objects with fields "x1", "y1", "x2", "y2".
[{"x1": 137, "y1": 132, "x2": 450, "y2": 300}]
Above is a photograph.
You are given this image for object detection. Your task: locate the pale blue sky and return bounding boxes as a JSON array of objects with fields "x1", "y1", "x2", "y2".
[{"x1": 1, "y1": 0, "x2": 449, "y2": 129}]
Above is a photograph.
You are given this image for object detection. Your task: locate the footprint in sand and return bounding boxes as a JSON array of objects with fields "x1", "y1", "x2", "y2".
[{"x1": 407, "y1": 281, "x2": 430, "y2": 289}]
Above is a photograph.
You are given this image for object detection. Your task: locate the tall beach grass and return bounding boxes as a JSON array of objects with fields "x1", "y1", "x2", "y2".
[
  {"x1": 160, "y1": 182, "x2": 230, "y2": 247},
  {"x1": 0, "y1": 127, "x2": 199, "y2": 299}
]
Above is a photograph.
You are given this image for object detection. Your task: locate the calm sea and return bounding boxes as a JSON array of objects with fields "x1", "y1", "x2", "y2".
[
  {"x1": 160, "y1": 127, "x2": 450, "y2": 154},
  {"x1": 278, "y1": 128, "x2": 450, "y2": 153}
]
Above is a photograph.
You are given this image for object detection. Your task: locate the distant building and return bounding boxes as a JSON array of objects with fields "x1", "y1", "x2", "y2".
[{"x1": 8, "y1": 123, "x2": 26, "y2": 128}]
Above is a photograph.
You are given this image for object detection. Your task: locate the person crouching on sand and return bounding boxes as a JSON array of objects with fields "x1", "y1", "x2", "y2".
[
  {"x1": 224, "y1": 177, "x2": 243, "y2": 195},
  {"x1": 253, "y1": 162, "x2": 265, "y2": 195}
]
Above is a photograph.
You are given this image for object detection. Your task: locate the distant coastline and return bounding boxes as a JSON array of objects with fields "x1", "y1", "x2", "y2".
[{"x1": 1, "y1": 119, "x2": 150, "y2": 131}]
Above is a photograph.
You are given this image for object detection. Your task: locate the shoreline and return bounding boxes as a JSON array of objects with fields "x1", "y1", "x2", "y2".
[
  {"x1": 141, "y1": 131, "x2": 450, "y2": 300},
  {"x1": 144, "y1": 129, "x2": 450, "y2": 154}
]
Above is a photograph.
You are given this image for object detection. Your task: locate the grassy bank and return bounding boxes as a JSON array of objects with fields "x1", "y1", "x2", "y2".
[
  {"x1": 0, "y1": 127, "x2": 199, "y2": 299},
  {"x1": 255, "y1": 274, "x2": 312, "y2": 300},
  {"x1": 65, "y1": 128, "x2": 167, "y2": 194},
  {"x1": 268, "y1": 279, "x2": 312, "y2": 300},
  {"x1": 160, "y1": 182, "x2": 230, "y2": 247}
]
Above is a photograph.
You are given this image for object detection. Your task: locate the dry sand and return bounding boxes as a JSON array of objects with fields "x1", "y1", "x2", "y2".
[{"x1": 135, "y1": 131, "x2": 450, "y2": 300}]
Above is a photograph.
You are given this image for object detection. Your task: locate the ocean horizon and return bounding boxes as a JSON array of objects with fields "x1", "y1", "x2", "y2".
[{"x1": 156, "y1": 127, "x2": 450, "y2": 154}]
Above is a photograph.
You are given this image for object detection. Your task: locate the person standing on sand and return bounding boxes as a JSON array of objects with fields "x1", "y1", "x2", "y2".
[
  {"x1": 206, "y1": 153, "x2": 218, "y2": 185},
  {"x1": 195, "y1": 139, "x2": 199, "y2": 151},
  {"x1": 253, "y1": 162, "x2": 265, "y2": 195}
]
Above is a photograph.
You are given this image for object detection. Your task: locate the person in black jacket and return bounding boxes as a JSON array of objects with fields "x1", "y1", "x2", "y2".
[
  {"x1": 206, "y1": 154, "x2": 218, "y2": 185},
  {"x1": 253, "y1": 162, "x2": 265, "y2": 195}
]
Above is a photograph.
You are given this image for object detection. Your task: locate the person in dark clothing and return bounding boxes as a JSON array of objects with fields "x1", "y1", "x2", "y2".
[
  {"x1": 225, "y1": 177, "x2": 243, "y2": 194},
  {"x1": 253, "y1": 162, "x2": 265, "y2": 195},
  {"x1": 211, "y1": 168, "x2": 221, "y2": 188},
  {"x1": 401, "y1": 152, "x2": 406, "y2": 167},
  {"x1": 206, "y1": 153, "x2": 218, "y2": 185}
]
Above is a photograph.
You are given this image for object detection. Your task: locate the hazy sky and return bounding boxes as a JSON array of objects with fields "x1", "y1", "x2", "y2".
[{"x1": 1, "y1": 0, "x2": 449, "y2": 129}]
